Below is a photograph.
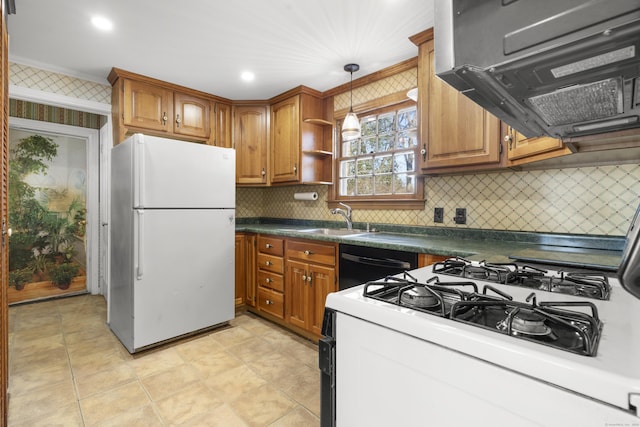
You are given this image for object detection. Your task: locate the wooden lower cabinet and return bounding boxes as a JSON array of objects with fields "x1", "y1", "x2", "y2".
[
  {"x1": 285, "y1": 239, "x2": 337, "y2": 337},
  {"x1": 256, "y1": 235, "x2": 285, "y2": 319},
  {"x1": 418, "y1": 253, "x2": 450, "y2": 267},
  {"x1": 235, "y1": 235, "x2": 245, "y2": 306},
  {"x1": 236, "y1": 233, "x2": 257, "y2": 307}
]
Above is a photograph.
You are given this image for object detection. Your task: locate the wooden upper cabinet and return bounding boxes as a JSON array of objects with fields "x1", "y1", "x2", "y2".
[
  {"x1": 416, "y1": 37, "x2": 502, "y2": 171},
  {"x1": 214, "y1": 102, "x2": 232, "y2": 148},
  {"x1": 271, "y1": 95, "x2": 300, "y2": 183},
  {"x1": 234, "y1": 105, "x2": 269, "y2": 185},
  {"x1": 269, "y1": 89, "x2": 329, "y2": 185},
  {"x1": 123, "y1": 79, "x2": 172, "y2": 134},
  {"x1": 503, "y1": 123, "x2": 572, "y2": 166},
  {"x1": 109, "y1": 68, "x2": 222, "y2": 145},
  {"x1": 173, "y1": 92, "x2": 210, "y2": 140}
]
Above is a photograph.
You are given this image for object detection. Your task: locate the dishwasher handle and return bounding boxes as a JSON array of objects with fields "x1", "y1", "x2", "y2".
[{"x1": 341, "y1": 252, "x2": 412, "y2": 270}]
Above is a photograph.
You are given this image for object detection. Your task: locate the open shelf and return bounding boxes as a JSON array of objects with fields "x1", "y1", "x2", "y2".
[{"x1": 303, "y1": 118, "x2": 333, "y2": 126}]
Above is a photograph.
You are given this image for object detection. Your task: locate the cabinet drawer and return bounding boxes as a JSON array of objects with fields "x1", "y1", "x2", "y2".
[
  {"x1": 257, "y1": 270, "x2": 284, "y2": 292},
  {"x1": 257, "y1": 253, "x2": 284, "y2": 274},
  {"x1": 257, "y1": 287, "x2": 284, "y2": 319},
  {"x1": 287, "y1": 240, "x2": 336, "y2": 266},
  {"x1": 258, "y1": 236, "x2": 284, "y2": 256}
]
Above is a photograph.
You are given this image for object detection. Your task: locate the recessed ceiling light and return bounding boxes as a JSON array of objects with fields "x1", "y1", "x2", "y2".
[
  {"x1": 91, "y1": 16, "x2": 113, "y2": 31},
  {"x1": 241, "y1": 71, "x2": 255, "y2": 82}
]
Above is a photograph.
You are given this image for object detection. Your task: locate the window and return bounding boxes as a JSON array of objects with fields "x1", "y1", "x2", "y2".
[{"x1": 334, "y1": 102, "x2": 423, "y2": 208}]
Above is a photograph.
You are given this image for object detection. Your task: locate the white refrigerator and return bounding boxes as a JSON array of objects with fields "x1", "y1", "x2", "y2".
[{"x1": 108, "y1": 133, "x2": 235, "y2": 353}]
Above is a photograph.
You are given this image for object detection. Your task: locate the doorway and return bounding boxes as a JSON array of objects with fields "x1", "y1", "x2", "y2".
[{"x1": 7, "y1": 118, "x2": 100, "y2": 304}]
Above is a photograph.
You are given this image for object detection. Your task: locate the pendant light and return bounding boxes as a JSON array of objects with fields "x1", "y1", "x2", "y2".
[{"x1": 341, "y1": 63, "x2": 361, "y2": 141}]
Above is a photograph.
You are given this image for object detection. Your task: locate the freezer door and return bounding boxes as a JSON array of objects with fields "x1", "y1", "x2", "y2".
[
  {"x1": 130, "y1": 134, "x2": 235, "y2": 209},
  {"x1": 132, "y1": 208, "x2": 235, "y2": 350}
]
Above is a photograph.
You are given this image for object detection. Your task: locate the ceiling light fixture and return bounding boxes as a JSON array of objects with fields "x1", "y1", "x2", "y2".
[
  {"x1": 91, "y1": 16, "x2": 113, "y2": 31},
  {"x1": 241, "y1": 71, "x2": 255, "y2": 82},
  {"x1": 342, "y1": 63, "x2": 361, "y2": 141}
]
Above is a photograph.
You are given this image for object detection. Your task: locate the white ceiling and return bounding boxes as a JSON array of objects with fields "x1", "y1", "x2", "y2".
[{"x1": 6, "y1": 0, "x2": 435, "y2": 100}]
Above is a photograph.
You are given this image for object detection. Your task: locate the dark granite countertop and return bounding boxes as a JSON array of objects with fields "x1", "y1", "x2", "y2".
[{"x1": 236, "y1": 218, "x2": 625, "y2": 271}]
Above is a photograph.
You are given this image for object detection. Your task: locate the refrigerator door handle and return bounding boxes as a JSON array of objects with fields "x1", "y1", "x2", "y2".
[
  {"x1": 136, "y1": 209, "x2": 144, "y2": 280},
  {"x1": 134, "y1": 137, "x2": 145, "y2": 207}
]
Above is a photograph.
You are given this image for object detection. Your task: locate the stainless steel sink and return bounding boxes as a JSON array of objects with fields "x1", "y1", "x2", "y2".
[{"x1": 297, "y1": 228, "x2": 367, "y2": 236}]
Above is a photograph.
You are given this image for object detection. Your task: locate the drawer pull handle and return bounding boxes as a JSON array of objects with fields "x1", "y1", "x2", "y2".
[
  {"x1": 304, "y1": 250, "x2": 312, "y2": 255},
  {"x1": 265, "y1": 299, "x2": 273, "y2": 305},
  {"x1": 265, "y1": 261, "x2": 272, "y2": 266},
  {"x1": 265, "y1": 278, "x2": 271, "y2": 283},
  {"x1": 265, "y1": 243, "x2": 272, "y2": 248}
]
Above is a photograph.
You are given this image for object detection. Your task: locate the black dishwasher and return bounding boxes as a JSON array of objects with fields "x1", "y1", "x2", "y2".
[{"x1": 338, "y1": 243, "x2": 418, "y2": 290}]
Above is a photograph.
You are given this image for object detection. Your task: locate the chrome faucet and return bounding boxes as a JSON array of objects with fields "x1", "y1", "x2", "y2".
[{"x1": 331, "y1": 202, "x2": 353, "y2": 230}]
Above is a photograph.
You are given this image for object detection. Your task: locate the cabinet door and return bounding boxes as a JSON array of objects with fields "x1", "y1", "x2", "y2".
[
  {"x1": 271, "y1": 96, "x2": 300, "y2": 183},
  {"x1": 244, "y1": 234, "x2": 257, "y2": 307},
  {"x1": 286, "y1": 259, "x2": 308, "y2": 330},
  {"x1": 173, "y1": 92, "x2": 211, "y2": 139},
  {"x1": 214, "y1": 102, "x2": 232, "y2": 148},
  {"x1": 234, "y1": 105, "x2": 269, "y2": 185},
  {"x1": 419, "y1": 40, "x2": 501, "y2": 170},
  {"x1": 235, "y1": 234, "x2": 245, "y2": 306},
  {"x1": 504, "y1": 124, "x2": 568, "y2": 164},
  {"x1": 123, "y1": 79, "x2": 172, "y2": 133},
  {"x1": 308, "y1": 264, "x2": 336, "y2": 336}
]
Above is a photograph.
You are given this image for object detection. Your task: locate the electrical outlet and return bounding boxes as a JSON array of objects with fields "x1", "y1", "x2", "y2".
[
  {"x1": 454, "y1": 208, "x2": 466, "y2": 224},
  {"x1": 434, "y1": 207, "x2": 444, "y2": 223}
]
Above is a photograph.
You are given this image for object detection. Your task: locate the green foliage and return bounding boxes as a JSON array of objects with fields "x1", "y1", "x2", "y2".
[
  {"x1": 49, "y1": 263, "x2": 79, "y2": 286},
  {"x1": 8, "y1": 269, "x2": 31, "y2": 289}
]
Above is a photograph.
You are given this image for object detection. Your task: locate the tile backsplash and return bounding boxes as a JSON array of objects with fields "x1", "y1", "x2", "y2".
[{"x1": 237, "y1": 163, "x2": 640, "y2": 236}]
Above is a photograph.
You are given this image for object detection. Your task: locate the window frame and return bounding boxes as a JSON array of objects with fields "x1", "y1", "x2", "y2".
[{"x1": 330, "y1": 99, "x2": 424, "y2": 210}]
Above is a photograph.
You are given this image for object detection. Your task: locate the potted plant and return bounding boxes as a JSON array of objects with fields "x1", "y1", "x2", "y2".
[
  {"x1": 9, "y1": 269, "x2": 31, "y2": 291},
  {"x1": 49, "y1": 263, "x2": 79, "y2": 290}
]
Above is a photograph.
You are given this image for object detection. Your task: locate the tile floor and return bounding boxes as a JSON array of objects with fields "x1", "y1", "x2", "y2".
[{"x1": 7, "y1": 294, "x2": 321, "y2": 426}]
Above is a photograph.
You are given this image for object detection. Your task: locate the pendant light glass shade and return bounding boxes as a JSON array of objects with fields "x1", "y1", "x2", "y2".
[{"x1": 341, "y1": 63, "x2": 361, "y2": 141}]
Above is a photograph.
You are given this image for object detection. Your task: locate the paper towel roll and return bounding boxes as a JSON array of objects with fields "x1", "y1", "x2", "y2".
[{"x1": 294, "y1": 192, "x2": 318, "y2": 201}]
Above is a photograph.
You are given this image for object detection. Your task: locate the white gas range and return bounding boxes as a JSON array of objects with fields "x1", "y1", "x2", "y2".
[{"x1": 320, "y1": 256, "x2": 640, "y2": 427}]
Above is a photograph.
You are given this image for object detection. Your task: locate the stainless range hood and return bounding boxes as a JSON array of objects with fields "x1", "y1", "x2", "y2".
[{"x1": 434, "y1": 0, "x2": 640, "y2": 139}]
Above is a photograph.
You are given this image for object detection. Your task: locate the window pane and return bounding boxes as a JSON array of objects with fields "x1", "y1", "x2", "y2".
[
  {"x1": 397, "y1": 109, "x2": 417, "y2": 131},
  {"x1": 361, "y1": 118, "x2": 377, "y2": 136},
  {"x1": 393, "y1": 174, "x2": 415, "y2": 194},
  {"x1": 356, "y1": 176, "x2": 373, "y2": 195},
  {"x1": 397, "y1": 131, "x2": 418, "y2": 149},
  {"x1": 375, "y1": 174, "x2": 392, "y2": 194},
  {"x1": 393, "y1": 151, "x2": 415, "y2": 173},
  {"x1": 378, "y1": 112, "x2": 395, "y2": 134},
  {"x1": 340, "y1": 160, "x2": 356, "y2": 177},
  {"x1": 340, "y1": 177, "x2": 356, "y2": 196},
  {"x1": 378, "y1": 135, "x2": 394, "y2": 152},
  {"x1": 360, "y1": 137, "x2": 376, "y2": 154},
  {"x1": 374, "y1": 155, "x2": 392, "y2": 174},
  {"x1": 356, "y1": 157, "x2": 373, "y2": 175}
]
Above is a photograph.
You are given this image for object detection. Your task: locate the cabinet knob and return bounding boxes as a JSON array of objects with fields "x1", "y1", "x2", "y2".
[
  {"x1": 302, "y1": 275, "x2": 307, "y2": 281},
  {"x1": 293, "y1": 163, "x2": 298, "y2": 174},
  {"x1": 261, "y1": 168, "x2": 266, "y2": 176},
  {"x1": 265, "y1": 261, "x2": 272, "y2": 266},
  {"x1": 420, "y1": 144, "x2": 427, "y2": 161},
  {"x1": 176, "y1": 114, "x2": 181, "y2": 126},
  {"x1": 162, "y1": 112, "x2": 168, "y2": 124},
  {"x1": 265, "y1": 278, "x2": 271, "y2": 283},
  {"x1": 307, "y1": 274, "x2": 312, "y2": 283},
  {"x1": 265, "y1": 243, "x2": 272, "y2": 249},
  {"x1": 304, "y1": 250, "x2": 312, "y2": 256},
  {"x1": 265, "y1": 299, "x2": 273, "y2": 305}
]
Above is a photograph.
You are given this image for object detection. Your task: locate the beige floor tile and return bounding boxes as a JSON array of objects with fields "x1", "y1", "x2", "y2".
[
  {"x1": 204, "y1": 364, "x2": 267, "y2": 402},
  {"x1": 74, "y1": 363, "x2": 138, "y2": 399},
  {"x1": 9, "y1": 356, "x2": 73, "y2": 396},
  {"x1": 229, "y1": 383, "x2": 296, "y2": 427},
  {"x1": 180, "y1": 402, "x2": 249, "y2": 427},
  {"x1": 191, "y1": 349, "x2": 243, "y2": 380},
  {"x1": 130, "y1": 347, "x2": 186, "y2": 379},
  {"x1": 69, "y1": 347, "x2": 130, "y2": 378},
  {"x1": 173, "y1": 335, "x2": 224, "y2": 362},
  {"x1": 155, "y1": 382, "x2": 224, "y2": 425},
  {"x1": 11, "y1": 333, "x2": 66, "y2": 355},
  {"x1": 91, "y1": 404, "x2": 163, "y2": 427},
  {"x1": 274, "y1": 365, "x2": 321, "y2": 417},
  {"x1": 79, "y1": 381, "x2": 151, "y2": 426},
  {"x1": 284, "y1": 339, "x2": 318, "y2": 369},
  {"x1": 140, "y1": 363, "x2": 202, "y2": 401},
  {"x1": 226, "y1": 336, "x2": 277, "y2": 363},
  {"x1": 8, "y1": 379, "x2": 78, "y2": 425},
  {"x1": 9, "y1": 402, "x2": 84, "y2": 427},
  {"x1": 66, "y1": 333, "x2": 123, "y2": 359},
  {"x1": 210, "y1": 325, "x2": 255, "y2": 348},
  {"x1": 248, "y1": 350, "x2": 307, "y2": 383},
  {"x1": 269, "y1": 405, "x2": 320, "y2": 427},
  {"x1": 10, "y1": 345, "x2": 68, "y2": 372}
]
